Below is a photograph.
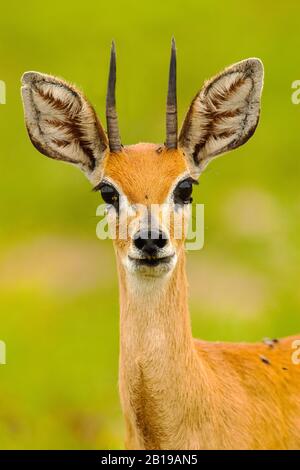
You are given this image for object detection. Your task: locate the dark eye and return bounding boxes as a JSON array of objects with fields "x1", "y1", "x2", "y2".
[
  {"x1": 173, "y1": 178, "x2": 196, "y2": 205},
  {"x1": 99, "y1": 184, "x2": 119, "y2": 209}
]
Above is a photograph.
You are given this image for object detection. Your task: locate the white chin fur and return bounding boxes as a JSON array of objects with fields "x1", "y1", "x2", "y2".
[{"x1": 123, "y1": 254, "x2": 177, "y2": 278}]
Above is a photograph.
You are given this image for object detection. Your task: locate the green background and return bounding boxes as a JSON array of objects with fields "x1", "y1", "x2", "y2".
[{"x1": 0, "y1": 0, "x2": 299, "y2": 449}]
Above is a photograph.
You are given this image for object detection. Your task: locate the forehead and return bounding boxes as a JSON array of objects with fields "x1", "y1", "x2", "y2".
[{"x1": 102, "y1": 143, "x2": 189, "y2": 203}]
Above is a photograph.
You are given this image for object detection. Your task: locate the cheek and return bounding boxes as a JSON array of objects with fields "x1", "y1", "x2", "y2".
[{"x1": 113, "y1": 239, "x2": 131, "y2": 259}]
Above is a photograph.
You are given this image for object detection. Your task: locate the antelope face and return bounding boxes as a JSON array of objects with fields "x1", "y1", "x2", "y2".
[
  {"x1": 21, "y1": 40, "x2": 264, "y2": 278},
  {"x1": 98, "y1": 144, "x2": 194, "y2": 276}
]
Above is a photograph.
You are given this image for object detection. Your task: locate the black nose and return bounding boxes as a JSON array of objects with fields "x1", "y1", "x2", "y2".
[{"x1": 133, "y1": 230, "x2": 167, "y2": 255}]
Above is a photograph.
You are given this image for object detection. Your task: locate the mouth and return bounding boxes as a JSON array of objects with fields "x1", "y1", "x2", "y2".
[{"x1": 128, "y1": 255, "x2": 175, "y2": 268}]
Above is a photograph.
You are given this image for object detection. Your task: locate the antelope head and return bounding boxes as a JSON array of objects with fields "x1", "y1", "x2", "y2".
[{"x1": 21, "y1": 40, "x2": 263, "y2": 279}]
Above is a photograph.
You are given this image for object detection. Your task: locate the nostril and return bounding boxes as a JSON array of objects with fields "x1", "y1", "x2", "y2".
[
  {"x1": 156, "y1": 232, "x2": 167, "y2": 249},
  {"x1": 133, "y1": 234, "x2": 146, "y2": 250},
  {"x1": 133, "y1": 230, "x2": 168, "y2": 252}
]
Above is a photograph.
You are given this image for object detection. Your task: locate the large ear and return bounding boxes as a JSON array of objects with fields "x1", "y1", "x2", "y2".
[
  {"x1": 21, "y1": 72, "x2": 108, "y2": 179},
  {"x1": 179, "y1": 58, "x2": 264, "y2": 175}
]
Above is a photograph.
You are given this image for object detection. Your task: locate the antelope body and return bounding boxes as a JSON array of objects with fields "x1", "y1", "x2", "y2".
[{"x1": 21, "y1": 41, "x2": 300, "y2": 449}]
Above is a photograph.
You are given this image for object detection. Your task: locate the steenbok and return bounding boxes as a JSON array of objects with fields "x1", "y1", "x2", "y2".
[{"x1": 21, "y1": 40, "x2": 300, "y2": 449}]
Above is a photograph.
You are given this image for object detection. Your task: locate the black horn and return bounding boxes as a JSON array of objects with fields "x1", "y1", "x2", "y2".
[
  {"x1": 166, "y1": 38, "x2": 178, "y2": 149},
  {"x1": 106, "y1": 41, "x2": 122, "y2": 152}
]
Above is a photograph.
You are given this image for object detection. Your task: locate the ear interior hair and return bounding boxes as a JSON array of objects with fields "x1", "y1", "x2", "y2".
[
  {"x1": 179, "y1": 58, "x2": 264, "y2": 174},
  {"x1": 21, "y1": 72, "x2": 108, "y2": 178}
]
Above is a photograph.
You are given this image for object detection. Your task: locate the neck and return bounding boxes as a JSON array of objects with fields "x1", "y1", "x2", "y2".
[
  {"x1": 117, "y1": 249, "x2": 205, "y2": 449},
  {"x1": 119, "y1": 248, "x2": 193, "y2": 350}
]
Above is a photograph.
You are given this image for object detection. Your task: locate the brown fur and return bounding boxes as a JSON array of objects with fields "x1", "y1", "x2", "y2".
[{"x1": 103, "y1": 144, "x2": 188, "y2": 204}]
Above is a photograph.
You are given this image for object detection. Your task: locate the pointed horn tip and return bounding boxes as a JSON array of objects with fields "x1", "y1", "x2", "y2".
[
  {"x1": 171, "y1": 37, "x2": 176, "y2": 49},
  {"x1": 111, "y1": 40, "x2": 116, "y2": 53}
]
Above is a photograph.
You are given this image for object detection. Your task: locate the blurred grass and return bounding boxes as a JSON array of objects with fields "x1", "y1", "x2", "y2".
[{"x1": 0, "y1": 0, "x2": 300, "y2": 449}]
